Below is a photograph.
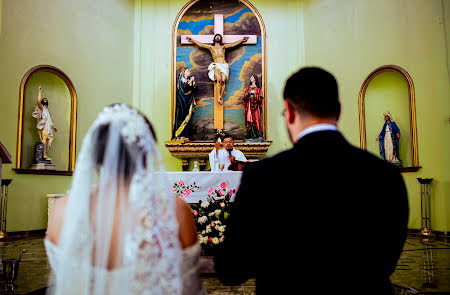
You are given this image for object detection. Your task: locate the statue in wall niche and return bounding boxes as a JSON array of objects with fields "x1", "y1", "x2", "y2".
[
  {"x1": 31, "y1": 86, "x2": 57, "y2": 169},
  {"x1": 172, "y1": 68, "x2": 197, "y2": 140},
  {"x1": 376, "y1": 112, "x2": 401, "y2": 165},
  {"x1": 243, "y1": 74, "x2": 264, "y2": 141}
]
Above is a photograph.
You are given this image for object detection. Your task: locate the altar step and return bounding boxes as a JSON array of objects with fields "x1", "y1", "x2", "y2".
[{"x1": 200, "y1": 256, "x2": 216, "y2": 275}]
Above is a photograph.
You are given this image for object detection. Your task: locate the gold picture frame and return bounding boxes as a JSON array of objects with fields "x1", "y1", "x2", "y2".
[
  {"x1": 358, "y1": 65, "x2": 420, "y2": 172},
  {"x1": 14, "y1": 65, "x2": 77, "y2": 176},
  {"x1": 170, "y1": 0, "x2": 267, "y2": 140}
]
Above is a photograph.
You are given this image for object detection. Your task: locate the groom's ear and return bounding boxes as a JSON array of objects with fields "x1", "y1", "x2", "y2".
[{"x1": 284, "y1": 100, "x2": 297, "y2": 125}]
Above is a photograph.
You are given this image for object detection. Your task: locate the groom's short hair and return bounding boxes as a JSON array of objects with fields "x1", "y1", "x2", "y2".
[{"x1": 283, "y1": 67, "x2": 341, "y2": 119}]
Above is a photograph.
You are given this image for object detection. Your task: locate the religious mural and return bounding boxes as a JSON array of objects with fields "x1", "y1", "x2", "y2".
[{"x1": 173, "y1": 0, "x2": 264, "y2": 141}]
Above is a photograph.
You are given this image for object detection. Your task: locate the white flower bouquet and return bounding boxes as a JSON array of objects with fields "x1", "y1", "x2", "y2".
[{"x1": 192, "y1": 182, "x2": 236, "y2": 256}]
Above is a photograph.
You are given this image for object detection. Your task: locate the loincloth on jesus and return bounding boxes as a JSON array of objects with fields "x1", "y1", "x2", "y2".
[{"x1": 208, "y1": 62, "x2": 229, "y2": 81}]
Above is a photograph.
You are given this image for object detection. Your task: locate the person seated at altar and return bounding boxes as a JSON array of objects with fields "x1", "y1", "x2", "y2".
[
  {"x1": 209, "y1": 134, "x2": 247, "y2": 171},
  {"x1": 214, "y1": 67, "x2": 409, "y2": 294}
]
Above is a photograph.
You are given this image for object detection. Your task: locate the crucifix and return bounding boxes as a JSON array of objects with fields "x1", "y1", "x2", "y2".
[{"x1": 181, "y1": 14, "x2": 257, "y2": 130}]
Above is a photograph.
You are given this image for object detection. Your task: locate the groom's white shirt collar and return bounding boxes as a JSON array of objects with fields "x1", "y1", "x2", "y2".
[{"x1": 297, "y1": 123, "x2": 338, "y2": 141}]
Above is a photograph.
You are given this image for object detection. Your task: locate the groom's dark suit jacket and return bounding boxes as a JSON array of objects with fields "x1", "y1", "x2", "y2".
[{"x1": 215, "y1": 131, "x2": 409, "y2": 294}]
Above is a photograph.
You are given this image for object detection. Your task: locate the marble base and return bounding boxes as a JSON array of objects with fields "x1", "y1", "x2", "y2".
[{"x1": 29, "y1": 163, "x2": 56, "y2": 170}]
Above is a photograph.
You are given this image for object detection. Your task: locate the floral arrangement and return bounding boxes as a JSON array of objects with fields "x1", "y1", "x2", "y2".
[
  {"x1": 172, "y1": 181, "x2": 201, "y2": 198},
  {"x1": 213, "y1": 129, "x2": 226, "y2": 143},
  {"x1": 192, "y1": 182, "x2": 236, "y2": 255}
]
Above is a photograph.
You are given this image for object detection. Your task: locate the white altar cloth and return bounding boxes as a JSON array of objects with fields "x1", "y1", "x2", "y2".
[
  {"x1": 166, "y1": 171, "x2": 243, "y2": 203},
  {"x1": 46, "y1": 171, "x2": 243, "y2": 210}
]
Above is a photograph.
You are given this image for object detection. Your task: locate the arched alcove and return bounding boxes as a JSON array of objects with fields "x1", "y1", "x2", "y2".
[
  {"x1": 15, "y1": 65, "x2": 77, "y2": 175},
  {"x1": 358, "y1": 65, "x2": 419, "y2": 172},
  {"x1": 171, "y1": 0, "x2": 266, "y2": 141}
]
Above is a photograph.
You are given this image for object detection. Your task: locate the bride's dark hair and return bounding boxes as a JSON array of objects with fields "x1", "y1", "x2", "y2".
[{"x1": 94, "y1": 104, "x2": 157, "y2": 178}]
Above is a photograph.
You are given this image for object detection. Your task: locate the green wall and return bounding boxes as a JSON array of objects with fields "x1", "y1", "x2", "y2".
[
  {"x1": 0, "y1": 0, "x2": 449, "y2": 232},
  {"x1": 0, "y1": 0, "x2": 135, "y2": 231},
  {"x1": 302, "y1": 0, "x2": 450, "y2": 232}
]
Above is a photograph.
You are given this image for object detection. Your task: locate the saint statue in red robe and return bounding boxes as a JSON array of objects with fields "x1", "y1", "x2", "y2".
[{"x1": 243, "y1": 75, "x2": 264, "y2": 139}]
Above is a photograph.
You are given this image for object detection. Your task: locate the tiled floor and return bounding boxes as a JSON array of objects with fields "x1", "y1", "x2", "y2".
[
  {"x1": 0, "y1": 233, "x2": 447, "y2": 294},
  {"x1": 391, "y1": 236, "x2": 450, "y2": 294},
  {"x1": 0, "y1": 235, "x2": 50, "y2": 294}
]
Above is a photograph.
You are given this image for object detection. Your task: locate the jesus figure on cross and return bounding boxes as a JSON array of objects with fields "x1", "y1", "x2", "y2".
[{"x1": 187, "y1": 34, "x2": 248, "y2": 105}]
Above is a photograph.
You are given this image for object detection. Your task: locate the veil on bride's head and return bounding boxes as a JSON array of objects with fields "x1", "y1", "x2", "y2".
[{"x1": 52, "y1": 104, "x2": 182, "y2": 295}]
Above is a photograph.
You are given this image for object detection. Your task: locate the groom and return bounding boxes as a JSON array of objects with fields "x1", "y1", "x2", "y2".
[{"x1": 214, "y1": 67, "x2": 409, "y2": 294}]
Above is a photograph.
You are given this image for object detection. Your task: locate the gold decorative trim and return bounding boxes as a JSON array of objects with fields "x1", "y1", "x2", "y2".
[
  {"x1": 165, "y1": 141, "x2": 272, "y2": 158},
  {"x1": 170, "y1": 0, "x2": 267, "y2": 139},
  {"x1": 16, "y1": 65, "x2": 78, "y2": 173},
  {"x1": 358, "y1": 65, "x2": 419, "y2": 168}
]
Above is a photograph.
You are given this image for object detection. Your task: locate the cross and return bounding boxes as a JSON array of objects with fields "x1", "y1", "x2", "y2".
[{"x1": 181, "y1": 14, "x2": 257, "y2": 130}]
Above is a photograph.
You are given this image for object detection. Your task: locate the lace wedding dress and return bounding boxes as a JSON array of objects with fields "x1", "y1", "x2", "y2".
[
  {"x1": 45, "y1": 240, "x2": 205, "y2": 295},
  {"x1": 44, "y1": 104, "x2": 205, "y2": 295}
]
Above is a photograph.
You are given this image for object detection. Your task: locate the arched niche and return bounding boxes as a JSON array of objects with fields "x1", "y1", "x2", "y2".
[
  {"x1": 15, "y1": 65, "x2": 77, "y2": 175},
  {"x1": 358, "y1": 65, "x2": 420, "y2": 172},
  {"x1": 171, "y1": 0, "x2": 267, "y2": 141}
]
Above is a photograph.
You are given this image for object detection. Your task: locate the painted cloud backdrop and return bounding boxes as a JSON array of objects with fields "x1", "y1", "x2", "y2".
[{"x1": 175, "y1": 0, "x2": 263, "y2": 140}]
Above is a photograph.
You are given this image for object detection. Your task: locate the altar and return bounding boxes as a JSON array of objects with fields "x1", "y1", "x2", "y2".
[
  {"x1": 167, "y1": 171, "x2": 243, "y2": 203},
  {"x1": 47, "y1": 171, "x2": 243, "y2": 221}
]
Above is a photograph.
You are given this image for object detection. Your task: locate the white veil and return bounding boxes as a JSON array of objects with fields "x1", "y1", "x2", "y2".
[{"x1": 51, "y1": 104, "x2": 182, "y2": 295}]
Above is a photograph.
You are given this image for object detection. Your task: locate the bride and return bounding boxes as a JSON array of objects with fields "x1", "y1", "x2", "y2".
[{"x1": 45, "y1": 104, "x2": 205, "y2": 295}]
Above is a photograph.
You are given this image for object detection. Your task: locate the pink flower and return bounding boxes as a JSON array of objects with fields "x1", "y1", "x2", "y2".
[
  {"x1": 220, "y1": 202, "x2": 225, "y2": 207},
  {"x1": 178, "y1": 181, "x2": 184, "y2": 186},
  {"x1": 208, "y1": 188, "x2": 214, "y2": 194},
  {"x1": 193, "y1": 210, "x2": 198, "y2": 216},
  {"x1": 199, "y1": 186, "x2": 202, "y2": 189},
  {"x1": 183, "y1": 189, "x2": 191, "y2": 196},
  {"x1": 220, "y1": 182, "x2": 227, "y2": 189},
  {"x1": 211, "y1": 221, "x2": 215, "y2": 227},
  {"x1": 229, "y1": 189, "x2": 233, "y2": 195},
  {"x1": 218, "y1": 190, "x2": 224, "y2": 196}
]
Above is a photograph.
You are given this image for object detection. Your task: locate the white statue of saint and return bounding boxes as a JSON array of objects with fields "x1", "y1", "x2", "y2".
[{"x1": 32, "y1": 86, "x2": 57, "y2": 160}]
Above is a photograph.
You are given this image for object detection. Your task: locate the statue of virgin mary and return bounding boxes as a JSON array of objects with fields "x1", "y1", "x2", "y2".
[
  {"x1": 376, "y1": 112, "x2": 401, "y2": 165},
  {"x1": 172, "y1": 68, "x2": 197, "y2": 140}
]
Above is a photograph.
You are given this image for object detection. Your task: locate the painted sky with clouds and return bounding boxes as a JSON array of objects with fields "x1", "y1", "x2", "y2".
[{"x1": 175, "y1": 1, "x2": 263, "y2": 140}]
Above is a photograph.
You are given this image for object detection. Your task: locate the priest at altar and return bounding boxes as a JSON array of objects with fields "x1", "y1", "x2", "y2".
[{"x1": 209, "y1": 135, "x2": 247, "y2": 171}]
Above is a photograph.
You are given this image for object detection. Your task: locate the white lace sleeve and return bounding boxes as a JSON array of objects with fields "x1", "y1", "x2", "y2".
[
  {"x1": 181, "y1": 243, "x2": 206, "y2": 295},
  {"x1": 44, "y1": 238, "x2": 61, "y2": 274}
]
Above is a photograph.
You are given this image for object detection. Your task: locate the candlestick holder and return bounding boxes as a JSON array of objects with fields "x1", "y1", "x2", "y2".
[{"x1": 417, "y1": 178, "x2": 434, "y2": 239}]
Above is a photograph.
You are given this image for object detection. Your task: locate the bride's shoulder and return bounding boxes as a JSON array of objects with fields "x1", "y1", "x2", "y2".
[
  {"x1": 175, "y1": 197, "x2": 193, "y2": 227},
  {"x1": 174, "y1": 196, "x2": 198, "y2": 249},
  {"x1": 46, "y1": 195, "x2": 70, "y2": 245}
]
